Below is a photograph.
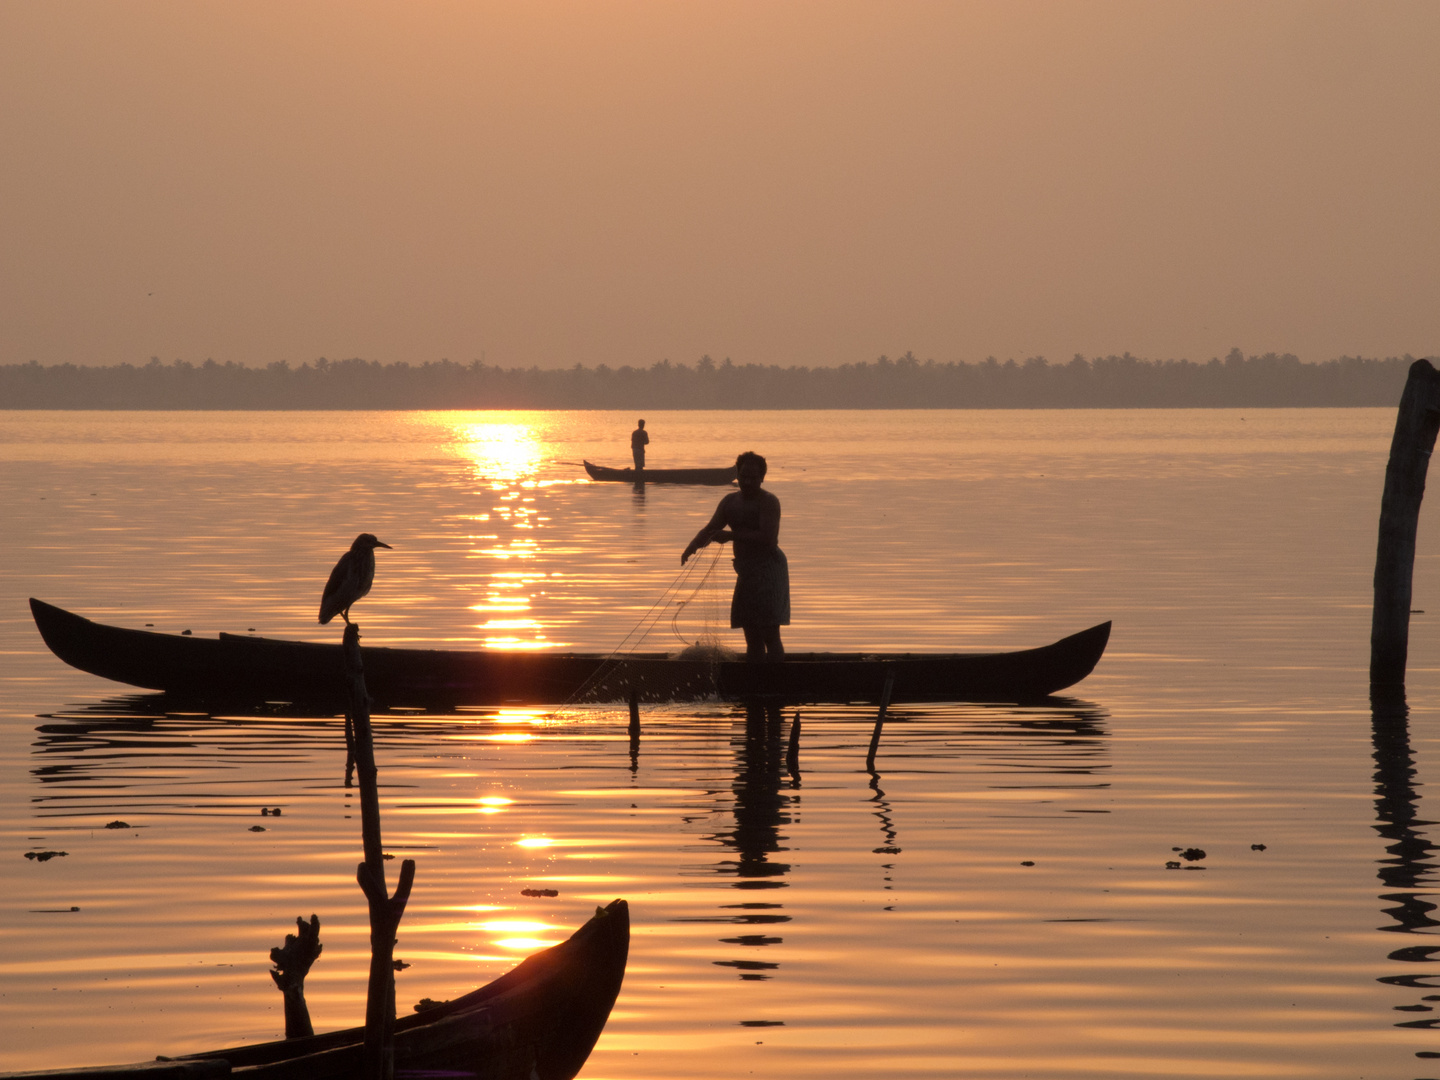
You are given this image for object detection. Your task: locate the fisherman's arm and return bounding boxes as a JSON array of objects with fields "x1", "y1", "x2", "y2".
[{"x1": 681, "y1": 499, "x2": 734, "y2": 563}]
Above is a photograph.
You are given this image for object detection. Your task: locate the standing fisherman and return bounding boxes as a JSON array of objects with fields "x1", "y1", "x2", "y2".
[
  {"x1": 631, "y1": 419, "x2": 649, "y2": 471},
  {"x1": 681, "y1": 451, "x2": 789, "y2": 660}
]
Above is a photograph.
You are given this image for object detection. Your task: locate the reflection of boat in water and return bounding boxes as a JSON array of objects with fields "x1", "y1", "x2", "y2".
[
  {"x1": 583, "y1": 460, "x2": 737, "y2": 485},
  {"x1": 0, "y1": 898, "x2": 628, "y2": 1080},
  {"x1": 30, "y1": 599, "x2": 1111, "y2": 707}
]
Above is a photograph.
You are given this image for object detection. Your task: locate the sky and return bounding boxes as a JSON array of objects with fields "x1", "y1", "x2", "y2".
[{"x1": 2, "y1": 1, "x2": 1437, "y2": 370}]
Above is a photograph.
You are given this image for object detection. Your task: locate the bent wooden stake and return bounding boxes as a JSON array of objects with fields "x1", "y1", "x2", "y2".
[
  {"x1": 866, "y1": 667, "x2": 896, "y2": 770},
  {"x1": 1372, "y1": 359, "x2": 1440, "y2": 690}
]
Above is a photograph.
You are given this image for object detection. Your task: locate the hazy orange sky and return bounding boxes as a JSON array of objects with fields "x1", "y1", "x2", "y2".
[{"x1": 2, "y1": 1, "x2": 1436, "y2": 370}]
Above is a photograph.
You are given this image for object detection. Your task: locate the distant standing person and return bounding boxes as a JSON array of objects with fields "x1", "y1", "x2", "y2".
[
  {"x1": 631, "y1": 419, "x2": 649, "y2": 470},
  {"x1": 681, "y1": 451, "x2": 789, "y2": 660}
]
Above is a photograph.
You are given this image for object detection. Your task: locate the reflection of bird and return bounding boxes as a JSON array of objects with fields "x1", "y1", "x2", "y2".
[{"x1": 319, "y1": 534, "x2": 392, "y2": 625}]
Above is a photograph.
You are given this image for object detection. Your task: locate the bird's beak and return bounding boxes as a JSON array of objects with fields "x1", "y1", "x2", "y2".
[{"x1": 376, "y1": 540, "x2": 393, "y2": 549}]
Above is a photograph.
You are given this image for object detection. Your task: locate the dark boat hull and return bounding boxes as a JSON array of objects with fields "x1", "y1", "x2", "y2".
[
  {"x1": 582, "y1": 460, "x2": 737, "y2": 485},
  {"x1": 30, "y1": 599, "x2": 1110, "y2": 706},
  {"x1": 0, "y1": 898, "x2": 629, "y2": 1080}
]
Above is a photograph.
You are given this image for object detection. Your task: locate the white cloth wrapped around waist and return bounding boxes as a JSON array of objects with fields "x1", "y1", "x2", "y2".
[{"x1": 730, "y1": 546, "x2": 790, "y2": 628}]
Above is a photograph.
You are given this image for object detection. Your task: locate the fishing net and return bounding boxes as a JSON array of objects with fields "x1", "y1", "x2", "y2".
[
  {"x1": 668, "y1": 544, "x2": 739, "y2": 662},
  {"x1": 546, "y1": 543, "x2": 738, "y2": 715}
]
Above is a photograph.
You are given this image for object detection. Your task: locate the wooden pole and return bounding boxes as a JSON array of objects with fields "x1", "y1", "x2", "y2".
[
  {"x1": 344, "y1": 623, "x2": 416, "y2": 1080},
  {"x1": 628, "y1": 688, "x2": 641, "y2": 772},
  {"x1": 786, "y1": 711, "x2": 801, "y2": 779},
  {"x1": 865, "y1": 667, "x2": 896, "y2": 770},
  {"x1": 344, "y1": 712, "x2": 356, "y2": 788},
  {"x1": 1372, "y1": 359, "x2": 1440, "y2": 689}
]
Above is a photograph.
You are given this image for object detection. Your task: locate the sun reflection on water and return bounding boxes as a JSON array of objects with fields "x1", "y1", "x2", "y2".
[
  {"x1": 476, "y1": 919, "x2": 558, "y2": 951},
  {"x1": 446, "y1": 418, "x2": 543, "y2": 484},
  {"x1": 418, "y1": 415, "x2": 568, "y2": 648}
]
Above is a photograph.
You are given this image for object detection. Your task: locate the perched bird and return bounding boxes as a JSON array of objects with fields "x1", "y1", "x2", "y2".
[{"x1": 319, "y1": 533, "x2": 392, "y2": 625}]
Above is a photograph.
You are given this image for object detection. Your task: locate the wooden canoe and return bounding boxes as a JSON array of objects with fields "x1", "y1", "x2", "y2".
[
  {"x1": 0, "y1": 898, "x2": 629, "y2": 1080},
  {"x1": 30, "y1": 599, "x2": 1111, "y2": 707},
  {"x1": 582, "y1": 460, "x2": 737, "y2": 485}
]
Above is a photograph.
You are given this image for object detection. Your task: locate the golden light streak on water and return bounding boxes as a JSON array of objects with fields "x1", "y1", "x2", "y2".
[{"x1": 479, "y1": 920, "x2": 551, "y2": 934}]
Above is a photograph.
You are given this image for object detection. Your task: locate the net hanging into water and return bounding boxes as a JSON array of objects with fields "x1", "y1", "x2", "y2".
[{"x1": 546, "y1": 544, "x2": 738, "y2": 716}]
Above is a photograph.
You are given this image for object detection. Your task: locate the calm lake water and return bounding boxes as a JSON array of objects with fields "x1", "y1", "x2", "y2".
[{"x1": 2, "y1": 408, "x2": 1439, "y2": 1079}]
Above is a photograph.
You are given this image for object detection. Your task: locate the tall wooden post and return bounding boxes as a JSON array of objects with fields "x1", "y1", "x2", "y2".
[
  {"x1": 1372, "y1": 359, "x2": 1440, "y2": 690},
  {"x1": 344, "y1": 623, "x2": 416, "y2": 1080}
]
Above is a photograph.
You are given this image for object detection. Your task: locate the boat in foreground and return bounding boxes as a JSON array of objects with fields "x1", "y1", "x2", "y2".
[
  {"x1": 582, "y1": 460, "x2": 737, "y2": 485},
  {"x1": 0, "y1": 898, "x2": 628, "y2": 1080},
  {"x1": 30, "y1": 598, "x2": 1111, "y2": 706}
]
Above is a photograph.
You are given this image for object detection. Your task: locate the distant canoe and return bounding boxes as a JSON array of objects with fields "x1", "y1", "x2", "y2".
[
  {"x1": 583, "y1": 460, "x2": 737, "y2": 485},
  {"x1": 30, "y1": 598, "x2": 1111, "y2": 707},
  {"x1": 0, "y1": 898, "x2": 629, "y2": 1080}
]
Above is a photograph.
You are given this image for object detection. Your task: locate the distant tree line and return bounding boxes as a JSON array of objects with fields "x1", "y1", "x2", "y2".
[{"x1": 0, "y1": 349, "x2": 1422, "y2": 409}]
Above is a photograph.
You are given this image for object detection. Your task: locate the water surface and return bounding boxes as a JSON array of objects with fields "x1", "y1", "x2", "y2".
[{"x1": 3, "y1": 408, "x2": 1438, "y2": 1079}]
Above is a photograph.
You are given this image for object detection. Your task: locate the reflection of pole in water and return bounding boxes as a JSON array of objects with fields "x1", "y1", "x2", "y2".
[
  {"x1": 1370, "y1": 688, "x2": 1440, "y2": 1028},
  {"x1": 868, "y1": 762, "x2": 902, "y2": 858}
]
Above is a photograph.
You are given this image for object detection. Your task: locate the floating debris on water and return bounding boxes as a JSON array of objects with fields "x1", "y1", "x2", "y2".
[
  {"x1": 24, "y1": 851, "x2": 68, "y2": 861},
  {"x1": 1020, "y1": 860, "x2": 1035, "y2": 866},
  {"x1": 103, "y1": 820, "x2": 130, "y2": 829},
  {"x1": 1181, "y1": 848, "x2": 1206, "y2": 861},
  {"x1": 249, "y1": 825, "x2": 266, "y2": 832},
  {"x1": 1251, "y1": 843, "x2": 1267, "y2": 851},
  {"x1": 521, "y1": 887, "x2": 559, "y2": 897}
]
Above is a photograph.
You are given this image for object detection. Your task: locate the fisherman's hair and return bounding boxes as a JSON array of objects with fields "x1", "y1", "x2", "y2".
[{"x1": 735, "y1": 450, "x2": 767, "y2": 478}]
